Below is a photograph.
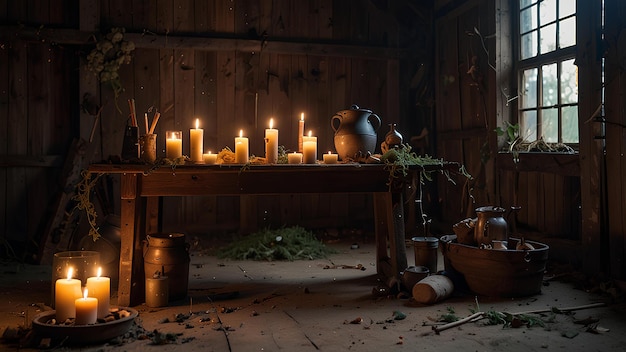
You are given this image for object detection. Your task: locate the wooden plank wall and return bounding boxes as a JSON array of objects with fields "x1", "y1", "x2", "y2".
[
  {"x1": 433, "y1": 0, "x2": 582, "y2": 247},
  {"x1": 434, "y1": 0, "x2": 497, "y2": 225},
  {"x1": 0, "y1": 0, "x2": 433, "y2": 259},
  {"x1": 0, "y1": 1, "x2": 78, "y2": 260},
  {"x1": 604, "y1": 0, "x2": 626, "y2": 279}
]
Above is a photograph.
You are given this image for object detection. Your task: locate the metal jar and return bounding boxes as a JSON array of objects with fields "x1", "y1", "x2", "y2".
[{"x1": 143, "y1": 233, "x2": 190, "y2": 301}]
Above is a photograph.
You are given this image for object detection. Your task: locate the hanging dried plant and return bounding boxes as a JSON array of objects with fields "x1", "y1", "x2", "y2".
[{"x1": 86, "y1": 27, "x2": 135, "y2": 99}]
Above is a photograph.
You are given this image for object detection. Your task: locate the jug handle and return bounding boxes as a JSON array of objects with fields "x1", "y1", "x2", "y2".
[
  {"x1": 331, "y1": 114, "x2": 342, "y2": 132},
  {"x1": 369, "y1": 113, "x2": 381, "y2": 132}
]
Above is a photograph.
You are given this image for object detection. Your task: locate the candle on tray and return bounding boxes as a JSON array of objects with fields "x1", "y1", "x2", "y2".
[
  {"x1": 203, "y1": 151, "x2": 217, "y2": 165},
  {"x1": 265, "y1": 118, "x2": 279, "y2": 164},
  {"x1": 298, "y1": 112, "x2": 305, "y2": 153},
  {"x1": 75, "y1": 289, "x2": 98, "y2": 325},
  {"x1": 55, "y1": 267, "x2": 82, "y2": 322},
  {"x1": 235, "y1": 130, "x2": 249, "y2": 164},
  {"x1": 190, "y1": 118, "x2": 204, "y2": 162},
  {"x1": 86, "y1": 267, "x2": 110, "y2": 319},
  {"x1": 302, "y1": 131, "x2": 317, "y2": 164},
  {"x1": 288, "y1": 152, "x2": 303, "y2": 164},
  {"x1": 323, "y1": 151, "x2": 338, "y2": 164},
  {"x1": 166, "y1": 131, "x2": 182, "y2": 159}
]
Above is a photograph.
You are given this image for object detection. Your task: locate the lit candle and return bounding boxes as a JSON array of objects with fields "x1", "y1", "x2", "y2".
[
  {"x1": 166, "y1": 131, "x2": 182, "y2": 159},
  {"x1": 323, "y1": 151, "x2": 338, "y2": 164},
  {"x1": 203, "y1": 151, "x2": 217, "y2": 165},
  {"x1": 298, "y1": 112, "x2": 305, "y2": 153},
  {"x1": 189, "y1": 118, "x2": 204, "y2": 163},
  {"x1": 265, "y1": 118, "x2": 279, "y2": 164},
  {"x1": 86, "y1": 267, "x2": 110, "y2": 319},
  {"x1": 302, "y1": 131, "x2": 317, "y2": 164},
  {"x1": 235, "y1": 130, "x2": 249, "y2": 164},
  {"x1": 55, "y1": 267, "x2": 82, "y2": 322},
  {"x1": 288, "y1": 152, "x2": 303, "y2": 164},
  {"x1": 75, "y1": 289, "x2": 98, "y2": 325}
]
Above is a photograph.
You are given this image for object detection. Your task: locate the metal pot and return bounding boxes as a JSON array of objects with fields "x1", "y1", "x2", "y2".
[{"x1": 474, "y1": 206, "x2": 520, "y2": 245}]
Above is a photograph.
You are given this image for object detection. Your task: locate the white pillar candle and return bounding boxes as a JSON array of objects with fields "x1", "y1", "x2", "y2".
[
  {"x1": 75, "y1": 289, "x2": 98, "y2": 325},
  {"x1": 203, "y1": 151, "x2": 217, "y2": 165},
  {"x1": 166, "y1": 131, "x2": 182, "y2": 159},
  {"x1": 298, "y1": 112, "x2": 304, "y2": 153},
  {"x1": 86, "y1": 267, "x2": 110, "y2": 319},
  {"x1": 235, "y1": 130, "x2": 249, "y2": 164},
  {"x1": 302, "y1": 131, "x2": 317, "y2": 164},
  {"x1": 288, "y1": 152, "x2": 303, "y2": 164},
  {"x1": 323, "y1": 151, "x2": 338, "y2": 164},
  {"x1": 55, "y1": 267, "x2": 82, "y2": 322},
  {"x1": 265, "y1": 118, "x2": 279, "y2": 164},
  {"x1": 189, "y1": 118, "x2": 204, "y2": 162}
]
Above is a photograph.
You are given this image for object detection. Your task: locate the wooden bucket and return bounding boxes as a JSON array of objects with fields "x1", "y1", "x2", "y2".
[{"x1": 439, "y1": 235, "x2": 549, "y2": 297}]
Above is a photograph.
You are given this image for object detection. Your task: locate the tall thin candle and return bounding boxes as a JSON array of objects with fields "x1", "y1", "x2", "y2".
[{"x1": 298, "y1": 112, "x2": 305, "y2": 153}]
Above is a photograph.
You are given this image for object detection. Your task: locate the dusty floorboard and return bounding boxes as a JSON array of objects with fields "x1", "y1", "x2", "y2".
[{"x1": 0, "y1": 239, "x2": 625, "y2": 351}]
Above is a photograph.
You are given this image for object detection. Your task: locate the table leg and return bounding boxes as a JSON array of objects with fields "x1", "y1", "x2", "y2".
[
  {"x1": 373, "y1": 192, "x2": 408, "y2": 279},
  {"x1": 118, "y1": 173, "x2": 146, "y2": 307}
]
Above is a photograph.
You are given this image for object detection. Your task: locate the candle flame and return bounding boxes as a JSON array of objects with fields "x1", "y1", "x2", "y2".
[
  {"x1": 308, "y1": 130, "x2": 312, "y2": 137},
  {"x1": 300, "y1": 112, "x2": 304, "y2": 121},
  {"x1": 67, "y1": 267, "x2": 74, "y2": 280},
  {"x1": 83, "y1": 288, "x2": 88, "y2": 299},
  {"x1": 328, "y1": 151, "x2": 332, "y2": 154},
  {"x1": 171, "y1": 132, "x2": 176, "y2": 139},
  {"x1": 269, "y1": 118, "x2": 274, "y2": 129},
  {"x1": 239, "y1": 129, "x2": 243, "y2": 138},
  {"x1": 97, "y1": 267, "x2": 102, "y2": 278},
  {"x1": 195, "y1": 118, "x2": 199, "y2": 129}
]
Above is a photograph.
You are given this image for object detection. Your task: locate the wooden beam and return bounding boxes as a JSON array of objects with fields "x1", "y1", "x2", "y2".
[{"x1": 0, "y1": 25, "x2": 415, "y2": 60}]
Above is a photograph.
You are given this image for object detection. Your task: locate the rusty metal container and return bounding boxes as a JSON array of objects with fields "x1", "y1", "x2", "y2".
[
  {"x1": 143, "y1": 233, "x2": 190, "y2": 301},
  {"x1": 439, "y1": 235, "x2": 549, "y2": 297}
]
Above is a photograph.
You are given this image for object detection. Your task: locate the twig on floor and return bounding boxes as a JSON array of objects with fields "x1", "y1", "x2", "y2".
[{"x1": 432, "y1": 302, "x2": 607, "y2": 334}]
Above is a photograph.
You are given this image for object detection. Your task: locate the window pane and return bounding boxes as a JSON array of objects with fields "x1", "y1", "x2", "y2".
[
  {"x1": 559, "y1": 0, "x2": 576, "y2": 18},
  {"x1": 521, "y1": 111, "x2": 537, "y2": 141},
  {"x1": 542, "y1": 108, "x2": 558, "y2": 143},
  {"x1": 559, "y1": 16, "x2": 576, "y2": 48},
  {"x1": 520, "y1": 6, "x2": 538, "y2": 33},
  {"x1": 520, "y1": 0, "x2": 537, "y2": 9},
  {"x1": 521, "y1": 31, "x2": 538, "y2": 59},
  {"x1": 542, "y1": 63, "x2": 558, "y2": 106},
  {"x1": 562, "y1": 106, "x2": 579, "y2": 143},
  {"x1": 522, "y1": 68, "x2": 538, "y2": 108},
  {"x1": 561, "y1": 59, "x2": 578, "y2": 104},
  {"x1": 540, "y1": 0, "x2": 557, "y2": 26},
  {"x1": 540, "y1": 23, "x2": 557, "y2": 53}
]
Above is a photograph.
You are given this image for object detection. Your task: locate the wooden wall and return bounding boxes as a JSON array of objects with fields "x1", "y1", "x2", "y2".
[{"x1": 0, "y1": 0, "x2": 435, "y2": 261}]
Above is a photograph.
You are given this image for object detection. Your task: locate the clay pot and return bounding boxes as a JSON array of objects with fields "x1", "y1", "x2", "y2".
[{"x1": 331, "y1": 105, "x2": 381, "y2": 160}]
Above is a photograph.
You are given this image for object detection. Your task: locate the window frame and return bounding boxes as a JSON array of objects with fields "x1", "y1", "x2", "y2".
[{"x1": 514, "y1": 0, "x2": 579, "y2": 148}]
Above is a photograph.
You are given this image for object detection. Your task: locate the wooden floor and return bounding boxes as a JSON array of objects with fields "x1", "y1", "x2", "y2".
[{"x1": 1, "y1": 238, "x2": 624, "y2": 351}]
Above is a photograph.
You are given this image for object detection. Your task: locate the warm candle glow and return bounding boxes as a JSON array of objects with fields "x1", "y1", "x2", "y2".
[
  {"x1": 308, "y1": 130, "x2": 312, "y2": 137},
  {"x1": 301, "y1": 112, "x2": 304, "y2": 121},
  {"x1": 67, "y1": 267, "x2": 73, "y2": 280},
  {"x1": 269, "y1": 118, "x2": 274, "y2": 129},
  {"x1": 97, "y1": 267, "x2": 102, "y2": 278},
  {"x1": 83, "y1": 288, "x2": 89, "y2": 299},
  {"x1": 239, "y1": 129, "x2": 243, "y2": 138},
  {"x1": 195, "y1": 118, "x2": 199, "y2": 129},
  {"x1": 171, "y1": 132, "x2": 176, "y2": 139}
]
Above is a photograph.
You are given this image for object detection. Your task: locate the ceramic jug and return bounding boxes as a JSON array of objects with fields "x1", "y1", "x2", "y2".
[
  {"x1": 474, "y1": 206, "x2": 509, "y2": 246},
  {"x1": 331, "y1": 105, "x2": 381, "y2": 160}
]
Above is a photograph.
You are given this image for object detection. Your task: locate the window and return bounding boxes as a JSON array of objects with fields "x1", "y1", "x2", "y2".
[{"x1": 517, "y1": 0, "x2": 578, "y2": 144}]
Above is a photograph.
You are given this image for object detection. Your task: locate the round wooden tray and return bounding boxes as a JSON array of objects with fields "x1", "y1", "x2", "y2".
[{"x1": 32, "y1": 306, "x2": 138, "y2": 345}]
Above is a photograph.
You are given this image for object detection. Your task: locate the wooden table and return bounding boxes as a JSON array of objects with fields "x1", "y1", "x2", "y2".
[{"x1": 88, "y1": 163, "x2": 426, "y2": 306}]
